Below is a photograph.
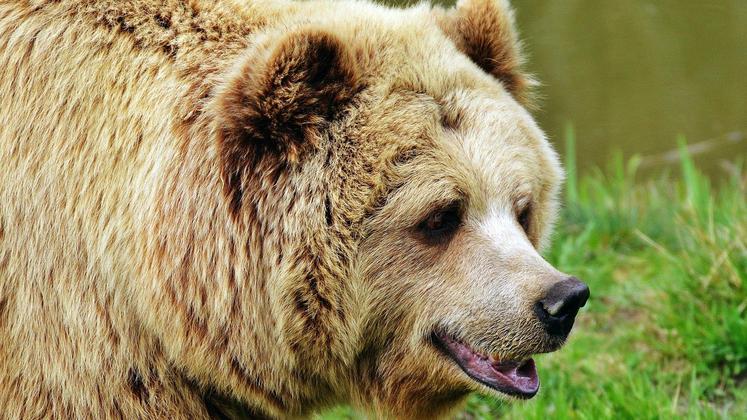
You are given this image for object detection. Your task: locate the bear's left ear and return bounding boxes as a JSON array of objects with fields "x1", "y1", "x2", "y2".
[
  {"x1": 435, "y1": 0, "x2": 533, "y2": 103},
  {"x1": 212, "y1": 28, "x2": 361, "y2": 166}
]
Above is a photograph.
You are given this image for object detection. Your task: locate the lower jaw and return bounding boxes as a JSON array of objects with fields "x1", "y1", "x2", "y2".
[{"x1": 430, "y1": 332, "x2": 540, "y2": 399}]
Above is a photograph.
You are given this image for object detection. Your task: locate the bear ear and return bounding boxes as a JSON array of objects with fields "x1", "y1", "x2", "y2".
[
  {"x1": 213, "y1": 28, "x2": 360, "y2": 166},
  {"x1": 436, "y1": 0, "x2": 533, "y2": 103}
]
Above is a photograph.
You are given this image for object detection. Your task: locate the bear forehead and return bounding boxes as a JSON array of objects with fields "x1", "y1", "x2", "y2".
[
  {"x1": 443, "y1": 90, "x2": 559, "y2": 200},
  {"x1": 283, "y1": 0, "x2": 560, "y2": 209},
  {"x1": 288, "y1": 0, "x2": 493, "y2": 89},
  {"x1": 341, "y1": 84, "x2": 559, "y2": 227}
]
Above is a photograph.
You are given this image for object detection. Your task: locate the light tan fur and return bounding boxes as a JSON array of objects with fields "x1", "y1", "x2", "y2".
[{"x1": 0, "y1": 0, "x2": 571, "y2": 418}]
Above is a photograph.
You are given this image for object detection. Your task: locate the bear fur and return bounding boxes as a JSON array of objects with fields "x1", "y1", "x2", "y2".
[{"x1": 0, "y1": 0, "x2": 573, "y2": 418}]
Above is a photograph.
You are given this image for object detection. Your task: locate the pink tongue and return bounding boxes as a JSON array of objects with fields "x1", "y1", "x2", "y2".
[
  {"x1": 440, "y1": 336, "x2": 540, "y2": 397},
  {"x1": 491, "y1": 359, "x2": 539, "y2": 396}
]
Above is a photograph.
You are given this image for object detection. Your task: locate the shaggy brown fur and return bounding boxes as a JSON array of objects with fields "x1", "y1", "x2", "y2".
[{"x1": 0, "y1": 0, "x2": 576, "y2": 418}]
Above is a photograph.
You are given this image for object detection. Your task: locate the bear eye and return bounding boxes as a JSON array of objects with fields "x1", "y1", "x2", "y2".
[
  {"x1": 418, "y1": 203, "x2": 462, "y2": 243},
  {"x1": 517, "y1": 204, "x2": 532, "y2": 235}
]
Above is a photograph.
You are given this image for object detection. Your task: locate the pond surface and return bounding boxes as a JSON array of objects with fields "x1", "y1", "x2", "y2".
[{"x1": 389, "y1": 0, "x2": 747, "y2": 176}]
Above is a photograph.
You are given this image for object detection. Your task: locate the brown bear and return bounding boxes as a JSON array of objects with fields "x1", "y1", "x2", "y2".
[{"x1": 0, "y1": 0, "x2": 589, "y2": 418}]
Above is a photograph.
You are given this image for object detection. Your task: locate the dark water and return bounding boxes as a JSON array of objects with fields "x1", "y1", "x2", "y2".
[{"x1": 387, "y1": 0, "x2": 747, "y2": 176}]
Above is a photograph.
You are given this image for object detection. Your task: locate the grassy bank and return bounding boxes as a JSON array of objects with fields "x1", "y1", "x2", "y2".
[{"x1": 320, "y1": 139, "x2": 747, "y2": 419}]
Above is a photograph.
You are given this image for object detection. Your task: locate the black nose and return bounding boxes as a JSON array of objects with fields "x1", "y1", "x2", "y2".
[{"x1": 534, "y1": 277, "x2": 590, "y2": 337}]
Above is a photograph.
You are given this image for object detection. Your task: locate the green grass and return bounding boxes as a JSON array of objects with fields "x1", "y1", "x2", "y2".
[{"x1": 319, "y1": 135, "x2": 747, "y2": 419}]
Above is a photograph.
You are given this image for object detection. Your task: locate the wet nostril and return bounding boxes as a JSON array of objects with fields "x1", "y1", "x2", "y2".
[
  {"x1": 543, "y1": 299, "x2": 566, "y2": 317},
  {"x1": 542, "y1": 277, "x2": 589, "y2": 317},
  {"x1": 535, "y1": 277, "x2": 590, "y2": 336}
]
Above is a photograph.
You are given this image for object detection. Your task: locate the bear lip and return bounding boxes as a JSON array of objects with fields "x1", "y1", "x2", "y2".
[{"x1": 432, "y1": 332, "x2": 540, "y2": 399}]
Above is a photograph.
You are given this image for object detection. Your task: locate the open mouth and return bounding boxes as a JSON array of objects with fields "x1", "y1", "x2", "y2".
[{"x1": 432, "y1": 331, "x2": 540, "y2": 399}]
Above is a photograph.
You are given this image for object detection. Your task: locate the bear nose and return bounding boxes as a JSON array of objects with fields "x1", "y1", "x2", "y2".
[{"x1": 534, "y1": 277, "x2": 590, "y2": 337}]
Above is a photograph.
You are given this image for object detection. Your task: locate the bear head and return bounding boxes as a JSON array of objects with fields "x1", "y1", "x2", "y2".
[{"x1": 199, "y1": 0, "x2": 588, "y2": 417}]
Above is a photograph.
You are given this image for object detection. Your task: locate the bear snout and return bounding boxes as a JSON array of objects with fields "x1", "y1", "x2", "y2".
[{"x1": 534, "y1": 277, "x2": 590, "y2": 338}]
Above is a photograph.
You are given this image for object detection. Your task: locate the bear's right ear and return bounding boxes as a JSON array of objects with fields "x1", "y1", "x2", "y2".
[{"x1": 211, "y1": 28, "x2": 361, "y2": 168}]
